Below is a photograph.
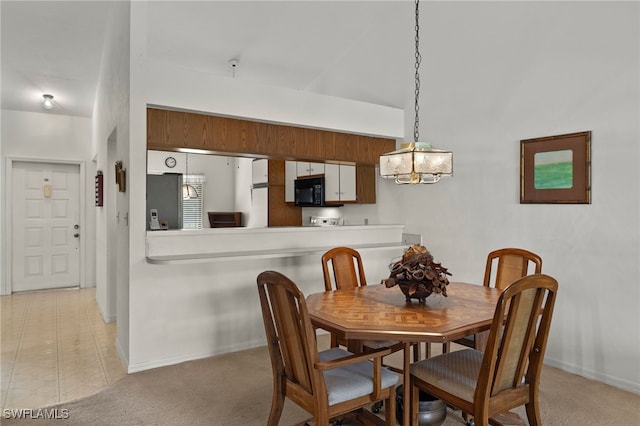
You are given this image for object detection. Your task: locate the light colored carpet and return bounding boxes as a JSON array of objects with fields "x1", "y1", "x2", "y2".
[{"x1": 3, "y1": 342, "x2": 639, "y2": 425}]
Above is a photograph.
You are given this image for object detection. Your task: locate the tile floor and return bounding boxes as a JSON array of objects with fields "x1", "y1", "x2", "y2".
[{"x1": 1, "y1": 287, "x2": 126, "y2": 410}]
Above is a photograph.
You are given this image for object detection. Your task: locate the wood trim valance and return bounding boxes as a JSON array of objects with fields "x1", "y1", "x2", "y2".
[{"x1": 147, "y1": 107, "x2": 396, "y2": 165}]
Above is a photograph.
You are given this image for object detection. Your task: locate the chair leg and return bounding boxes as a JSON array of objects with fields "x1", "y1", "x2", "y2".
[
  {"x1": 525, "y1": 397, "x2": 542, "y2": 426},
  {"x1": 442, "y1": 342, "x2": 450, "y2": 353},
  {"x1": 316, "y1": 408, "x2": 329, "y2": 425},
  {"x1": 267, "y1": 378, "x2": 285, "y2": 426},
  {"x1": 462, "y1": 411, "x2": 473, "y2": 425},
  {"x1": 385, "y1": 388, "x2": 397, "y2": 426},
  {"x1": 472, "y1": 414, "x2": 488, "y2": 426}
]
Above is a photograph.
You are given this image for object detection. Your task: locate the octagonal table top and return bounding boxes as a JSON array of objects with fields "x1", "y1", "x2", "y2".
[{"x1": 306, "y1": 282, "x2": 501, "y2": 344}]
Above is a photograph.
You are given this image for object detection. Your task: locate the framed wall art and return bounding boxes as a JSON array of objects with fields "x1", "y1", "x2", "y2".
[
  {"x1": 520, "y1": 131, "x2": 591, "y2": 204},
  {"x1": 115, "y1": 160, "x2": 126, "y2": 193}
]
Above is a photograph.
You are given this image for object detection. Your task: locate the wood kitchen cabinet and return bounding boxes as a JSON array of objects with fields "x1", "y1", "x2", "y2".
[
  {"x1": 285, "y1": 161, "x2": 374, "y2": 204},
  {"x1": 356, "y1": 165, "x2": 377, "y2": 204},
  {"x1": 147, "y1": 107, "x2": 396, "y2": 165},
  {"x1": 147, "y1": 108, "x2": 390, "y2": 209},
  {"x1": 267, "y1": 160, "x2": 302, "y2": 226}
]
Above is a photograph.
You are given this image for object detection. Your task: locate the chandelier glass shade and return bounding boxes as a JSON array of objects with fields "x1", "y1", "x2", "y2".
[
  {"x1": 182, "y1": 182, "x2": 198, "y2": 199},
  {"x1": 379, "y1": 0, "x2": 453, "y2": 184},
  {"x1": 380, "y1": 142, "x2": 453, "y2": 184},
  {"x1": 182, "y1": 153, "x2": 199, "y2": 199}
]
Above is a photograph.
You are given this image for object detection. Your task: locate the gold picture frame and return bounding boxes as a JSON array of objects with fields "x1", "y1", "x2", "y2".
[{"x1": 520, "y1": 131, "x2": 591, "y2": 204}]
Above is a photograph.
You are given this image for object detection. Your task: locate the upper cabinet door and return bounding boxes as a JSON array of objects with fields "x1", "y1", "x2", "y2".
[
  {"x1": 324, "y1": 164, "x2": 340, "y2": 202},
  {"x1": 339, "y1": 165, "x2": 356, "y2": 201},
  {"x1": 325, "y1": 164, "x2": 356, "y2": 202},
  {"x1": 296, "y1": 162, "x2": 325, "y2": 177},
  {"x1": 308, "y1": 162, "x2": 325, "y2": 175},
  {"x1": 252, "y1": 159, "x2": 269, "y2": 185},
  {"x1": 285, "y1": 161, "x2": 297, "y2": 202}
]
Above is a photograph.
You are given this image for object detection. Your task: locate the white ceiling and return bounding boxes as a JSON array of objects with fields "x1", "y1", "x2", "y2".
[
  {"x1": 1, "y1": 1, "x2": 111, "y2": 117},
  {"x1": 1, "y1": 1, "x2": 414, "y2": 118}
]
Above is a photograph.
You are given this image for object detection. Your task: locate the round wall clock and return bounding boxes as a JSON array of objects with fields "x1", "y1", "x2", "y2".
[{"x1": 164, "y1": 156, "x2": 177, "y2": 168}]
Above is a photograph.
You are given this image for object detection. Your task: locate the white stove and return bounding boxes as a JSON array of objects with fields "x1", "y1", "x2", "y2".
[{"x1": 308, "y1": 216, "x2": 342, "y2": 226}]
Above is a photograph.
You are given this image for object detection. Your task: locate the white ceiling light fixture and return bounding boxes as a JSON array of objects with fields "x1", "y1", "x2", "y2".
[
  {"x1": 379, "y1": 0, "x2": 453, "y2": 184},
  {"x1": 41, "y1": 94, "x2": 55, "y2": 110}
]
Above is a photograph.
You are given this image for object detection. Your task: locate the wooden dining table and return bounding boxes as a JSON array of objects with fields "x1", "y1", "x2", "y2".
[{"x1": 306, "y1": 281, "x2": 503, "y2": 426}]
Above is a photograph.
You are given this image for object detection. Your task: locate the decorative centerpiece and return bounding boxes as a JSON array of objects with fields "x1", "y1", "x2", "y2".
[{"x1": 382, "y1": 245, "x2": 451, "y2": 303}]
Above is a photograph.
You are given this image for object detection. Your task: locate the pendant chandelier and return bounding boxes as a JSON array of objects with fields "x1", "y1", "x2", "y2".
[
  {"x1": 380, "y1": 0, "x2": 453, "y2": 184},
  {"x1": 182, "y1": 154, "x2": 199, "y2": 199}
]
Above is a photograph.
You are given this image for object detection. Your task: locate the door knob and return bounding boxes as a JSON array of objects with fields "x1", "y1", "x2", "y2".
[
  {"x1": 73, "y1": 233, "x2": 80, "y2": 238},
  {"x1": 74, "y1": 224, "x2": 79, "y2": 229}
]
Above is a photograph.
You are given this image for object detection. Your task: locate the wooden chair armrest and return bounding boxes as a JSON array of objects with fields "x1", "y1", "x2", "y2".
[
  {"x1": 314, "y1": 347, "x2": 392, "y2": 370},
  {"x1": 315, "y1": 347, "x2": 390, "y2": 400}
]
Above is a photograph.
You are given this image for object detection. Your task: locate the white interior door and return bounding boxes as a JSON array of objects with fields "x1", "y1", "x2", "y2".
[{"x1": 11, "y1": 162, "x2": 80, "y2": 292}]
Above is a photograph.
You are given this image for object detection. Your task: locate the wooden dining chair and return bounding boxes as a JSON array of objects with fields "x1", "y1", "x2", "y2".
[
  {"x1": 410, "y1": 274, "x2": 558, "y2": 426},
  {"x1": 444, "y1": 248, "x2": 543, "y2": 353},
  {"x1": 257, "y1": 270, "x2": 399, "y2": 426},
  {"x1": 321, "y1": 247, "x2": 368, "y2": 350},
  {"x1": 321, "y1": 247, "x2": 412, "y2": 361},
  {"x1": 322, "y1": 246, "x2": 368, "y2": 292}
]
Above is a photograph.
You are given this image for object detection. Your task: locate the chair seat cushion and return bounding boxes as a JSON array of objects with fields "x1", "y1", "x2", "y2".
[
  {"x1": 319, "y1": 347, "x2": 401, "y2": 405},
  {"x1": 410, "y1": 349, "x2": 482, "y2": 403}
]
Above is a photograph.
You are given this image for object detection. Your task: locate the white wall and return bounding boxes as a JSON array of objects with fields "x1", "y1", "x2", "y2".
[
  {"x1": 188, "y1": 154, "x2": 236, "y2": 222},
  {"x1": 126, "y1": 1, "x2": 639, "y2": 395},
  {"x1": 145, "y1": 59, "x2": 404, "y2": 139},
  {"x1": 390, "y1": 2, "x2": 639, "y2": 393},
  {"x1": 1, "y1": 110, "x2": 95, "y2": 293},
  {"x1": 126, "y1": 2, "x2": 405, "y2": 371},
  {"x1": 92, "y1": 0, "x2": 131, "y2": 359}
]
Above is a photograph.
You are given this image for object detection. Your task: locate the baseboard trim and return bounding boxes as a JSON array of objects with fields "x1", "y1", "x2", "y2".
[
  {"x1": 126, "y1": 338, "x2": 267, "y2": 374},
  {"x1": 95, "y1": 297, "x2": 115, "y2": 323},
  {"x1": 544, "y1": 356, "x2": 640, "y2": 395},
  {"x1": 115, "y1": 337, "x2": 129, "y2": 371}
]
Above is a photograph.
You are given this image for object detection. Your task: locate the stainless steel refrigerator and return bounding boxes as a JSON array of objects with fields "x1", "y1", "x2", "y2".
[{"x1": 146, "y1": 173, "x2": 183, "y2": 230}]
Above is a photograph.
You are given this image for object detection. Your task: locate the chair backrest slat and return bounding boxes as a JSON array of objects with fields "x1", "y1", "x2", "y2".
[
  {"x1": 322, "y1": 247, "x2": 367, "y2": 291},
  {"x1": 492, "y1": 288, "x2": 538, "y2": 392},
  {"x1": 476, "y1": 274, "x2": 558, "y2": 402},
  {"x1": 258, "y1": 271, "x2": 319, "y2": 395},
  {"x1": 258, "y1": 269, "x2": 397, "y2": 426},
  {"x1": 484, "y1": 248, "x2": 543, "y2": 291}
]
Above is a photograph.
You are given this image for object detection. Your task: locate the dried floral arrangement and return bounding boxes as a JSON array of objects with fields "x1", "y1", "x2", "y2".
[{"x1": 382, "y1": 245, "x2": 451, "y2": 303}]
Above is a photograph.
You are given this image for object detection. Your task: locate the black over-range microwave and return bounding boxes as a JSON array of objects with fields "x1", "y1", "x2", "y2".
[{"x1": 294, "y1": 177, "x2": 326, "y2": 207}]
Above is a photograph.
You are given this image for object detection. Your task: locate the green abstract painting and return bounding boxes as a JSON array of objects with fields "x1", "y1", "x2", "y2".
[{"x1": 534, "y1": 150, "x2": 573, "y2": 189}]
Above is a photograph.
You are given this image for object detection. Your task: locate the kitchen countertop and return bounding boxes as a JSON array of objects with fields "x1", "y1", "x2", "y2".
[
  {"x1": 146, "y1": 242, "x2": 405, "y2": 264},
  {"x1": 146, "y1": 224, "x2": 406, "y2": 264}
]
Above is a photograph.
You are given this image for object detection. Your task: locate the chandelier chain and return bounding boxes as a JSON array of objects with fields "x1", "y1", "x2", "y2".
[{"x1": 414, "y1": 0, "x2": 421, "y2": 142}]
